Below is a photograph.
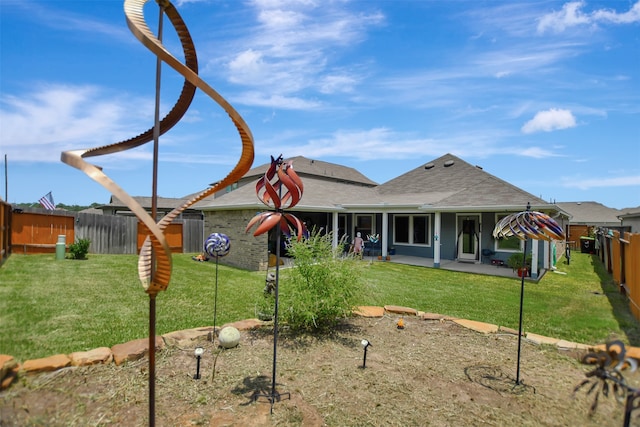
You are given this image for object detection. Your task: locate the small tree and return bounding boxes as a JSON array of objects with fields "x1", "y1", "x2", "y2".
[
  {"x1": 280, "y1": 229, "x2": 364, "y2": 331},
  {"x1": 68, "y1": 238, "x2": 91, "y2": 260}
]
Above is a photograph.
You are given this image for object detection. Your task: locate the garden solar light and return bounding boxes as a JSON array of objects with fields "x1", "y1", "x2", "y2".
[
  {"x1": 361, "y1": 339, "x2": 371, "y2": 369},
  {"x1": 193, "y1": 347, "x2": 204, "y2": 380}
]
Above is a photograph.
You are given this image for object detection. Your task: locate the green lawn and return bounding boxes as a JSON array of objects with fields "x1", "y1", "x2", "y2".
[{"x1": 1, "y1": 252, "x2": 638, "y2": 361}]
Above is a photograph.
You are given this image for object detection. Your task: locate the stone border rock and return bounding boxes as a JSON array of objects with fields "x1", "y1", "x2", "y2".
[
  {"x1": 1, "y1": 308, "x2": 637, "y2": 390},
  {"x1": 0, "y1": 318, "x2": 267, "y2": 390}
]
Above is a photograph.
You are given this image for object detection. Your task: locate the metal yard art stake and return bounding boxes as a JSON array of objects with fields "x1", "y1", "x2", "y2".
[
  {"x1": 246, "y1": 155, "x2": 308, "y2": 412},
  {"x1": 204, "y1": 233, "x2": 231, "y2": 340},
  {"x1": 492, "y1": 202, "x2": 565, "y2": 386},
  {"x1": 61, "y1": 1, "x2": 255, "y2": 424}
]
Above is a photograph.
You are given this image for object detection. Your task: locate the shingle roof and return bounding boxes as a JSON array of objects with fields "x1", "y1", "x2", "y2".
[
  {"x1": 241, "y1": 156, "x2": 378, "y2": 186},
  {"x1": 555, "y1": 201, "x2": 622, "y2": 225},
  {"x1": 197, "y1": 153, "x2": 558, "y2": 212},
  {"x1": 377, "y1": 154, "x2": 548, "y2": 208},
  {"x1": 102, "y1": 196, "x2": 191, "y2": 210},
  {"x1": 198, "y1": 175, "x2": 381, "y2": 211}
]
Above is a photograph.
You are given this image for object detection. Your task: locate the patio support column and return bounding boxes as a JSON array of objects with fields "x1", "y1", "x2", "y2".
[
  {"x1": 531, "y1": 239, "x2": 539, "y2": 279},
  {"x1": 543, "y1": 240, "x2": 550, "y2": 270},
  {"x1": 434, "y1": 211, "x2": 441, "y2": 268},
  {"x1": 382, "y1": 211, "x2": 388, "y2": 258},
  {"x1": 332, "y1": 211, "x2": 339, "y2": 249}
]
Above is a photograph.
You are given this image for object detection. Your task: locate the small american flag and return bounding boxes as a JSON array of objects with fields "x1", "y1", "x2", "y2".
[{"x1": 39, "y1": 191, "x2": 56, "y2": 211}]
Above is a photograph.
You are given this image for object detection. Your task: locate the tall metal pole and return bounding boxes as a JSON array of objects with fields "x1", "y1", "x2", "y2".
[
  {"x1": 271, "y1": 217, "x2": 282, "y2": 409},
  {"x1": 148, "y1": 4, "x2": 165, "y2": 426},
  {"x1": 515, "y1": 237, "x2": 527, "y2": 385}
]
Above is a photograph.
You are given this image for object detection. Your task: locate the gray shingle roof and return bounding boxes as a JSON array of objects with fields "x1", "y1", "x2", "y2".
[
  {"x1": 197, "y1": 153, "x2": 558, "y2": 212},
  {"x1": 377, "y1": 154, "x2": 548, "y2": 208},
  {"x1": 555, "y1": 201, "x2": 622, "y2": 225},
  {"x1": 241, "y1": 156, "x2": 378, "y2": 186},
  {"x1": 199, "y1": 175, "x2": 380, "y2": 211}
]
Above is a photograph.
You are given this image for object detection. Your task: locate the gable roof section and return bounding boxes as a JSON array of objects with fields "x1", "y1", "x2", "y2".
[
  {"x1": 199, "y1": 175, "x2": 381, "y2": 212},
  {"x1": 198, "y1": 153, "x2": 560, "y2": 213},
  {"x1": 377, "y1": 154, "x2": 549, "y2": 209},
  {"x1": 241, "y1": 156, "x2": 378, "y2": 187},
  {"x1": 556, "y1": 201, "x2": 622, "y2": 226}
]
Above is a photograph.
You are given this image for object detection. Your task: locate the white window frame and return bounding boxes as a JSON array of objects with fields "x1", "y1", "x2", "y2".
[
  {"x1": 393, "y1": 214, "x2": 431, "y2": 246},
  {"x1": 494, "y1": 213, "x2": 524, "y2": 252}
]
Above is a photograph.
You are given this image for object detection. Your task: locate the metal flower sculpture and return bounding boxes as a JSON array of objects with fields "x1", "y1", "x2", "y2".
[
  {"x1": 246, "y1": 155, "x2": 307, "y2": 412},
  {"x1": 246, "y1": 155, "x2": 308, "y2": 241},
  {"x1": 492, "y1": 203, "x2": 565, "y2": 386},
  {"x1": 205, "y1": 233, "x2": 230, "y2": 343},
  {"x1": 493, "y1": 209, "x2": 564, "y2": 242},
  {"x1": 61, "y1": 1, "x2": 254, "y2": 424},
  {"x1": 575, "y1": 341, "x2": 640, "y2": 426}
]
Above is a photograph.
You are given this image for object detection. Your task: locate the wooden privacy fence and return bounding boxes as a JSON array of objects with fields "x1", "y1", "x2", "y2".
[
  {"x1": 11, "y1": 210, "x2": 74, "y2": 254},
  {"x1": 8, "y1": 210, "x2": 204, "y2": 256},
  {"x1": 599, "y1": 231, "x2": 640, "y2": 320}
]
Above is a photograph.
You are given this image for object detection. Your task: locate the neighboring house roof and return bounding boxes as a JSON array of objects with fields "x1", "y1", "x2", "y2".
[
  {"x1": 79, "y1": 207, "x2": 103, "y2": 214},
  {"x1": 618, "y1": 206, "x2": 640, "y2": 218},
  {"x1": 101, "y1": 195, "x2": 191, "y2": 210},
  {"x1": 618, "y1": 208, "x2": 640, "y2": 220},
  {"x1": 199, "y1": 153, "x2": 559, "y2": 213},
  {"x1": 555, "y1": 201, "x2": 622, "y2": 226}
]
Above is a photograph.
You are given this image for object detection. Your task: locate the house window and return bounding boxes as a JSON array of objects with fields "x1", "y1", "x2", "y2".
[
  {"x1": 355, "y1": 214, "x2": 373, "y2": 238},
  {"x1": 494, "y1": 214, "x2": 522, "y2": 251},
  {"x1": 394, "y1": 215, "x2": 430, "y2": 245}
]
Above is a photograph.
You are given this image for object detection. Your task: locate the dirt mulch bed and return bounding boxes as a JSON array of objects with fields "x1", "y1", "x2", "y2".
[{"x1": 1, "y1": 315, "x2": 636, "y2": 426}]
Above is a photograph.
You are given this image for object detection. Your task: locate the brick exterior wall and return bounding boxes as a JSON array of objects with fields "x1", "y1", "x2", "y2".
[{"x1": 203, "y1": 209, "x2": 269, "y2": 271}]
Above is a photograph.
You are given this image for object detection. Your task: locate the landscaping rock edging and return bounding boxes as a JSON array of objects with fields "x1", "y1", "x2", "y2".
[{"x1": 1, "y1": 306, "x2": 636, "y2": 390}]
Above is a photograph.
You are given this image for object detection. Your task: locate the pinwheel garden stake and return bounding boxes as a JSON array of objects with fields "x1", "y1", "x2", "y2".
[
  {"x1": 246, "y1": 155, "x2": 308, "y2": 412},
  {"x1": 492, "y1": 203, "x2": 565, "y2": 386},
  {"x1": 204, "y1": 233, "x2": 231, "y2": 341}
]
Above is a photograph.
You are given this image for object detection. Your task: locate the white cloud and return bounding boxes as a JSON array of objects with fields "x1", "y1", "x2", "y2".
[
  {"x1": 562, "y1": 175, "x2": 640, "y2": 190},
  {"x1": 521, "y1": 108, "x2": 577, "y2": 134},
  {"x1": 537, "y1": 1, "x2": 640, "y2": 34},
  {"x1": 214, "y1": 1, "x2": 384, "y2": 107},
  {"x1": 0, "y1": 84, "x2": 153, "y2": 162}
]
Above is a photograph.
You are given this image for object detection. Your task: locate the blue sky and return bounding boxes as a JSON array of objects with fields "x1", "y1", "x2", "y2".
[{"x1": 1, "y1": 0, "x2": 639, "y2": 210}]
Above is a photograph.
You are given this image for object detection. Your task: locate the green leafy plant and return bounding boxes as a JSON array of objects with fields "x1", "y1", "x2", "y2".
[
  {"x1": 67, "y1": 238, "x2": 91, "y2": 260},
  {"x1": 506, "y1": 251, "x2": 532, "y2": 271},
  {"x1": 280, "y1": 229, "x2": 364, "y2": 331}
]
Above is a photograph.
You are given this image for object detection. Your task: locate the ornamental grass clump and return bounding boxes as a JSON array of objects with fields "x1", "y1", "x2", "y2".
[{"x1": 281, "y1": 230, "x2": 364, "y2": 331}]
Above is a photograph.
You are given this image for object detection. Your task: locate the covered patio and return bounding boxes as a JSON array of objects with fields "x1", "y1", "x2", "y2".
[{"x1": 385, "y1": 255, "x2": 535, "y2": 279}]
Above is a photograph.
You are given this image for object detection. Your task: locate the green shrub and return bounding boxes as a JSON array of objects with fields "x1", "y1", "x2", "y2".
[
  {"x1": 68, "y1": 238, "x2": 91, "y2": 260},
  {"x1": 280, "y1": 229, "x2": 364, "y2": 331},
  {"x1": 506, "y1": 251, "x2": 532, "y2": 270}
]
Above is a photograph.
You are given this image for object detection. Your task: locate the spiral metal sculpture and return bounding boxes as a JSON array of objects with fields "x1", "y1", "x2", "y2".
[
  {"x1": 245, "y1": 155, "x2": 308, "y2": 240},
  {"x1": 492, "y1": 210, "x2": 564, "y2": 242},
  {"x1": 60, "y1": 0, "x2": 254, "y2": 295},
  {"x1": 205, "y1": 233, "x2": 230, "y2": 258}
]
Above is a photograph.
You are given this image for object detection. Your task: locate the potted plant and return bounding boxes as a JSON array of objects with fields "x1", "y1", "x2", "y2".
[{"x1": 506, "y1": 252, "x2": 532, "y2": 277}]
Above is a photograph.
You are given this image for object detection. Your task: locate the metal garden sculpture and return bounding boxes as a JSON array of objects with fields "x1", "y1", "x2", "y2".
[
  {"x1": 492, "y1": 203, "x2": 565, "y2": 385},
  {"x1": 575, "y1": 340, "x2": 640, "y2": 426},
  {"x1": 61, "y1": 1, "x2": 254, "y2": 424},
  {"x1": 204, "y1": 232, "x2": 231, "y2": 342},
  {"x1": 246, "y1": 155, "x2": 307, "y2": 412}
]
